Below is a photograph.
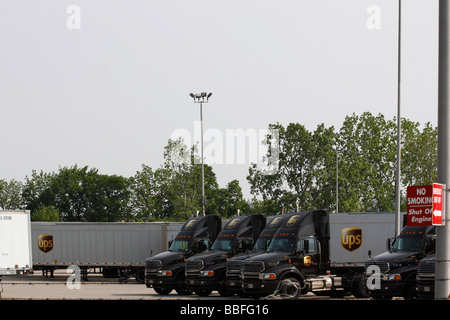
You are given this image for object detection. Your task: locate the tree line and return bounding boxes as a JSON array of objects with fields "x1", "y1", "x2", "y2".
[{"x1": 0, "y1": 112, "x2": 437, "y2": 221}]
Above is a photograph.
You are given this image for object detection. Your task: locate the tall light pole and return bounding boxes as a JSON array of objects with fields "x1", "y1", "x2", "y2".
[
  {"x1": 395, "y1": 0, "x2": 402, "y2": 237},
  {"x1": 190, "y1": 92, "x2": 212, "y2": 217},
  {"x1": 336, "y1": 148, "x2": 339, "y2": 214}
]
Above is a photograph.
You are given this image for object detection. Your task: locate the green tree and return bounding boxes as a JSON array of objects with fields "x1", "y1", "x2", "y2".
[
  {"x1": 22, "y1": 170, "x2": 56, "y2": 212},
  {"x1": 36, "y1": 165, "x2": 131, "y2": 222},
  {"x1": 0, "y1": 179, "x2": 23, "y2": 210},
  {"x1": 248, "y1": 122, "x2": 336, "y2": 214},
  {"x1": 336, "y1": 112, "x2": 397, "y2": 212},
  {"x1": 163, "y1": 138, "x2": 219, "y2": 220},
  {"x1": 129, "y1": 165, "x2": 171, "y2": 221},
  {"x1": 214, "y1": 180, "x2": 251, "y2": 217},
  {"x1": 31, "y1": 205, "x2": 60, "y2": 221},
  {"x1": 401, "y1": 120, "x2": 438, "y2": 187}
]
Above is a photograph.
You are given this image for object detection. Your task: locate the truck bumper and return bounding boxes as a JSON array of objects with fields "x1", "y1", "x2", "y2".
[
  {"x1": 186, "y1": 277, "x2": 217, "y2": 290},
  {"x1": 416, "y1": 281, "x2": 434, "y2": 299},
  {"x1": 369, "y1": 280, "x2": 403, "y2": 298},
  {"x1": 225, "y1": 278, "x2": 243, "y2": 292},
  {"x1": 242, "y1": 280, "x2": 279, "y2": 295},
  {"x1": 145, "y1": 277, "x2": 176, "y2": 288}
]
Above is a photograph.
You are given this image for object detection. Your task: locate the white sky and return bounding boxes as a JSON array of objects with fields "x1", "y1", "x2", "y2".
[{"x1": 0, "y1": 0, "x2": 439, "y2": 199}]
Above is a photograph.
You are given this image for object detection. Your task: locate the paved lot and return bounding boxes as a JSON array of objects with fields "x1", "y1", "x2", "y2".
[{"x1": 0, "y1": 269, "x2": 394, "y2": 301}]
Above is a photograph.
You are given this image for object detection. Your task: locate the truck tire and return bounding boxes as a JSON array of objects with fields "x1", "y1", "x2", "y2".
[
  {"x1": 175, "y1": 274, "x2": 193, "y2": 295},
  {"x1": 402, "y1": 277, "x2": 418, "y2": 300},
  {"x1": 218, "y1": 274, "x2": 235, "y2": 297},
  {"x1": 280, "y1": 277, "x2": 301, "y2": 299},
  {"x1": 154, "y1": 287, "x2": 172, "y2": 295},
  {"x1": 351, "y1": 275, "x2": 371, "y2": 298},
  {"x1": 134, "y1": 268, "x2": 145, "y2": 284},
  {"x1": 195, "y1": 289, "x2": 213, "y2": 297}
]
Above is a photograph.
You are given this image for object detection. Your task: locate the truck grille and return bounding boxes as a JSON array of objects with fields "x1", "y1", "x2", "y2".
[
  {"x1": 185, "y1": 260, "x2": 204, "y2": 277},
  {"x1": 226, "y1": 260, "x2": 243, "y2": 278},
  {"x1": 242, "y1": 261, "x2": 264, "y2": 279},
  {"x1": 365, "y1": 259, "x2": 389, "y2": 274},
  {"x1": 418, "y1": 259, "x2": 435, "y2": 276},
  {"x1": 145, "y1": 259, "x2": 162, "y2": 277}
]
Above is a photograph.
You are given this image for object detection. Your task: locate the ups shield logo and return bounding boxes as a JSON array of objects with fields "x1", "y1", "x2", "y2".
[
  {"x1": 269, "y1": 217, "x2": 283, "y2": 228},
  {"x1": 38, "y1": 234, "x2": 54, "y2": 253},
  {"x1": 341, "y1": 228, "x2": 362, "y2": 252},
  {"x1": 304, "y1": 256, "x2": 312, "y2": 266},
  {"x1": 286, "y1": 215, "x2": 300, "y2": 227},
  {"x1": 184, "y1": 219, "x2": 197, "y2": 230},
  {"x1": 227, "y1": 218, "x2": 241, "y2": 229}
]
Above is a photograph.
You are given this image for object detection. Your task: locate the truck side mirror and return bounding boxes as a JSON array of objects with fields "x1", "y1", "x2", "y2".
[
  {"x1": 303, "y1": 239, "x2": 309, "y2": 254},
  {"x1": 296, "y1": 239, "x2": 309, "y2": 255},
  {"x1": 386, "y1": 238, "x2": 392, "y2": 251},
  {"x1": 194, "y1": 240, "x2": 207, "y2": 253}
]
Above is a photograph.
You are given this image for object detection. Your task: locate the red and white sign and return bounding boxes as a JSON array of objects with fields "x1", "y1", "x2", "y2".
[
  {"x1": 407, "y1": 184, "x2": 446, "y2": 227},
  {"x1": 407, "y1": 185, "x2": 433, "y2": 226},
  {"x1": 432, "y1": 183, "x2": 444, "y2": 226}
]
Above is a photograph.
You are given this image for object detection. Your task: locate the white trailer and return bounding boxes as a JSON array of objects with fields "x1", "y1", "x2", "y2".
[
  {"x1": 329, "y1": 213, "x2": 396, "y2": 268},
  {"x1": 0, "y1": 210, "x2": 33, "y2": 275},
  {"x1": 31, "y1": 221, "x2": 183, "y2": 282}
]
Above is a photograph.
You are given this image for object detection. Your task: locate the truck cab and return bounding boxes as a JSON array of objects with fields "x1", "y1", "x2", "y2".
[
  {"x1": 364, "y1": 225, "x2": 435, "y2": 300},
  {"x1": 241, "y1": 210, "x2": 330, "y2": 298},
  {"x1": 225, "y1": 214, "x2": 287, "y2": 294},
  {"x1": 145, "y1": 215, "x2": 221, "y2": 295},
  {"x1": 185, "y1": 213, "x2": 266, "y2": 297}
]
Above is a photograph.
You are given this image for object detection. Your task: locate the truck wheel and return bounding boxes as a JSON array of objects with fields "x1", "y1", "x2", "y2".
[
  {"x1": 195, "y1": 289, "x2": 213, "y2": 297},
  {"x1": 351, "y1": 275, "x2": 371, "y2": 298},
  {"x1": 135, "y1": 268, "x2": 145, "y2": 284},
  {"x1": 154, "y1": 287, "x2": 172, "y2": 295},
  {"x1": 175, "y1": 274, "x2": 193, "y2": 295},
  {"x1": 218, "y1": 275, "x2": 235, "y2": 297},
  {"x1": 402, "y1": 278, "x2": 417, "y2": 300},
  {"x1": 280, "y1": 277, "x2": 301, "y2": 299}
]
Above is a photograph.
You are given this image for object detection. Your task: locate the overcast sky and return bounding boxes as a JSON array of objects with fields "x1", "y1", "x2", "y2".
[{"x1": 0, "y1": 0, "x2": 439, "y2": 199}]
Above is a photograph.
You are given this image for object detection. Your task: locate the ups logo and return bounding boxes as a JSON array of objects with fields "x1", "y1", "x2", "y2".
[
  {"x1": 38, "y1": 234, "x2": 54, "y2": 253},
  {"x1": 341, "y1": 227, "x2": 362, "y2": 252},
  {"x1": 184, "y1": 219, "x2": 197, "y2": 230},
  {"x1": 227, "y1": 218, "x2": 241, "y2": 229},
  {"x1": 286, "y1": 215, "x2": 300, "y2": 227},
  {"x1": 269, "y1": 217, "x2": 283, "y2": 228},
  {"x1": 304, "y1": 255, "x2": 312, "y2": 266}
]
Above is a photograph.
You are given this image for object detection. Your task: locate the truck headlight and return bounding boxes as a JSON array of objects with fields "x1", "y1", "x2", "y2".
[
  {"x1": 386, "y1": 273, "x2": 401, "y2": 281},
  {"x1": 158, "y1": 270, "x2": 173, "y2": 277},
  {"x1": 200, "y1": 270, "x2": 214, "y2": 277},
  {"x1": 260, "y1": 273, "x2": 277, "y2": 280}
]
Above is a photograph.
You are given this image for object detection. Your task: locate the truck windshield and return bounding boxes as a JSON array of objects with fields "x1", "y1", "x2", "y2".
[
  {"x1": 169, "y1": 239, "x2": 191, "y2": 252},
  {"x1": 391, "y1": 235, "x2": 424, "y2": 252},
  {"x1": 253, "y1": 237, "x2": 271, "y2": 252},
  {"x1": 267, "y1": 237, "x2": 296, "y2": 253},
  {"x1": 211, "y1": 238, "x2": 234, "y2": 251}
]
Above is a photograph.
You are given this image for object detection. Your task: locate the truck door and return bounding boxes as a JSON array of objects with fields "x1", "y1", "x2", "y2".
[{"x1": 295, "y1": 236, "x2": 319, "y2": 275}]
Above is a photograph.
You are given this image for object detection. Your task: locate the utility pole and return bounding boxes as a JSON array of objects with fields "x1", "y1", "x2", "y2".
[
  {"x1": 395, "y1": 0, "x2": 402, "y2": 237},
  {"x1": 436, "y1": 0, "x2": 450, "y2": 300}
]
